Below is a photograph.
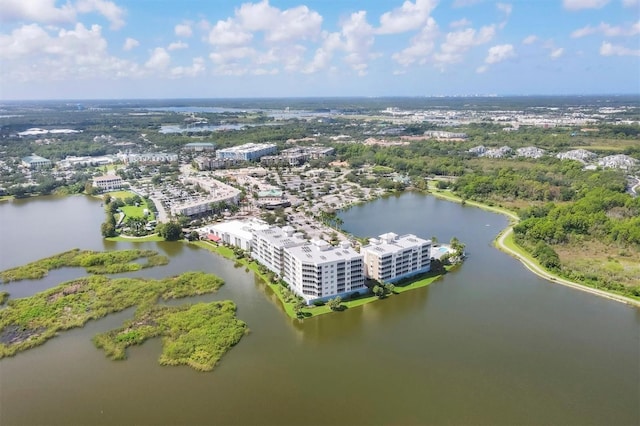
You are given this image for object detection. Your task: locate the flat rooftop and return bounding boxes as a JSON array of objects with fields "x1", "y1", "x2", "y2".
[
  {"x1": 362, "y1": 233, "x2": 431, "y2": 257},
  {"x1": 286, "y1": 242, "x2": 362, "y2": 264},
  {"x1": 254, "y1": 226, "x2": 305, "y2": 249}
]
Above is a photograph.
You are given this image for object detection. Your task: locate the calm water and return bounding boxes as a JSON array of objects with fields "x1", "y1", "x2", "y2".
[{"x1": 0, "y1": 194, "x2": 638, "y2": 425}]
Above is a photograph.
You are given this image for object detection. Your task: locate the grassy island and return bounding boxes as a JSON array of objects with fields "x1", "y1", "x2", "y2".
[
  {"x1": 0, "y1": 268, "x2": 246, "y2": 370},
  {"x1": 0, "y1": 248, "x2": 169, "y2": 283},
  {"x1": 93, "y1": 301, "x2": 247, "y2": 372}
]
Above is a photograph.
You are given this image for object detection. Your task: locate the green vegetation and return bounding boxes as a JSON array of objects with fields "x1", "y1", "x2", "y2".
[
  {"x1": 101, "y1": 192, "x2": 158, "y2": 238},
  {"x1": 157, "y1": 222, "x2": 183, "y2": 241},
  {"x1": 454, "y1": 167, "x2": 640, "y2": 298},
  {"x1": 0, "y1": 291, "x2": 8, "y2": 305},
  {"x1": 0, "y1": 270, "x2": 228, "y2": 360},
  {"x1": 0, "y1": 249, "x2": 169, "y2": 283},
  {"x1": 93, "y1": 301, "x2": 247, "y2": 371}
]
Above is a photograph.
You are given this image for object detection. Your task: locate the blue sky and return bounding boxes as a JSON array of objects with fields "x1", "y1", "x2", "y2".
[{"x1": 0, "y1": 0, "x2": 638, "y2": 99}]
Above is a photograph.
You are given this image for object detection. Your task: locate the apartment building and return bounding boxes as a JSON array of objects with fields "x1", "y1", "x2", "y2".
[
  {"x1": 206, "y1": 219, "x2": 270, "y2": 251},
  {"x1": 283, "y1": 239, "x2": 365, "y2": 304},
  {"x1": 361, "y1": 232, "x2": 431, "y2": 283},
  {"x1": 21, "y1": 155, "x2": 52, "y2": 169},
  {"x1": 251, "y1": 226, "x2": 306, "y2": 275},
  {"x1": 216, "y1": 143, "x2": 277, "y2": 161},
  {"x1": 92, "y1": 175, "x2": 126, "y2": 191}
]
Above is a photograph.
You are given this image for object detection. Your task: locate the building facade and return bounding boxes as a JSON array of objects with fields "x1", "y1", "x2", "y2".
[
  {"x1": 206, "y1": 219, "x2": 270, "y2": 251},
  {"x1": 92, "y1": 175, "x2": 126, "y2": 191},
  {"x1": 361, "y1": 233, "x2": 431, "y2": 283},
  {"x1": 251, "y1": 226, "x2": 306, "y2": 275},
  {"x1": 283, "y1": 239, "x2": 365, "y2": 304},
  {"x1": 216, "y1": 143, "x2": 277, "y2": 161},
  {"x1": 183, "y1": 142, "x2": 216, "y2": 152},
  {"x1": 22, "y1": 155, "x2": 52, "y2": 169}
]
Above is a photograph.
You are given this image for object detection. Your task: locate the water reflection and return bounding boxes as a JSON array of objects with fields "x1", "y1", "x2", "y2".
[{"x1": 1, "y1": 193, "x2": 638, "y2": 426}]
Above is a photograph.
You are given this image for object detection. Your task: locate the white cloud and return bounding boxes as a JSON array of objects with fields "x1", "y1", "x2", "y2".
[
  {"x1": 0, "y1": 0, "x2": 74, "y2": 24},
  {"x1": 450, "y1": 18, "x2": 471, "y2": 28},
  {"x1": 0, "y1": 22, "x2": 140, "y2": 82},
  {"x1": 496, "y1": 3, "x2": 512, "y2": 16},
  {"x1": 123, "y1": 37, "x2": 138, "y2": 51},
  {"x1": 209, "y1": 46, "x2": 256, "y2": 65},
  {"x1": 175, "y1": 23, "x2": 193, "y2": 38},
  {"x1": 571, "y1": 21, "x2": 640, "y2": 38},
  {"x1": 496, "y1": 2, "x2": 512, "y2": 28},
  {"x1": 145, "y1": 47, "x2": 170, "y2": 69},
  {"x1": 76, "y1": 0, "x2": 126, "y2": 30},
  {"x1": 622, "y1": 0, "x2": 639, "y2": 7},
  {"x1": 303, "y1": 32, "x2": 341, "y2": 73},
  {"x1": 0, "y1": 0, "x2": 126, "y2": 29},
  {"x1": 453, "y1": 0, "x2": 484, "y2": 7},
  {"x1": 167, "y1": 41, "x2": 188, "y2": 51},
  {"x1": 550, "y1": 47, "x2": 564, "y2": 59},
  {"x1": 392, "y1": 17, "x2": 439, "y2": 66},
  {"x1": 340, "y1": 11, "x2": 375, "y2": 75},
  {"x1": 600, "y1": 41, "x2": 640, "y2": 56},
  {"x1": 484, "y1": 43, "x2": 515, "y2": 64},
  {"x1": 522, "y1": 35, "x2": 538, "y2": 44},
  {"x1": 236, "y1": 0, "x2": 322, "y2": 43},
  {"x1": 434, "y1": 24, "x2": 496, "y2": 65},
  {"x1": 208, "y1": 18, "x2": 253, "y2": 46},
  {"x1": 170, "y1": 57, "x2": 205, "y2": 78},
  {"x1": 252, "y1": 68, "x2": 279, "y2": 75},
  {"x1": 476, "y1": 65, "x2": 488, "y2": 73},
  {"x1": 563, "y1": 0, "x2": 610, "y2": 10},
  {"x1": 376, "y1": 0, "x2": 438, "y2": 35}
]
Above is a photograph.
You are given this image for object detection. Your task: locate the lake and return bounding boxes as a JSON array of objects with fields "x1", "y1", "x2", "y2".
[{"x1": 0, "y1": 193, "x2": 638, "y2": 425}]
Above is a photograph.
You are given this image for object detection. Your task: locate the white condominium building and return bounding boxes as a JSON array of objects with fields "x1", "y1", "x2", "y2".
[
  {"x1": 283, "y1": 240, "x2": 365, "y2": 304},
  {"x1": 92, "y1": 175, "x2": 125, "y2": 191},
  {"x1": 251, "y1": 226, "x2": 306, "y2": 275},
  {"x1": 206, "y1": 219, "x2": 270, "y2": 251},
  {"x1": 216, "y1": 143, "x2": 277, "y2": 161},
  {"x1": 361, "y1": 233, "x2": 431, "y2": 283}
]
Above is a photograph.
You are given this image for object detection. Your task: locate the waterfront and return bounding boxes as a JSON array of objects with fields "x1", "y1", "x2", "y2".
[{"x1": 0, "y1": 193, "x2": 638, "y2": 425}]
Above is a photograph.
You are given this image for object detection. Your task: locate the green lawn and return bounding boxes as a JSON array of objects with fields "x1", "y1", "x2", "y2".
[
  {"x1": 120, "y1": 204, "x2": 155, "y2": 221},
  {"x1": 107, "y1": 190, "x2": 156, "y2": 221},
  {"x1": 107, "y1": 190, "x2": 136, "y2": 199}
]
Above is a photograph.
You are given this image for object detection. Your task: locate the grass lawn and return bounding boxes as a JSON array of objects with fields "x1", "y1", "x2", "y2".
[
  {"x1": 107, "y1": 190, "x2": 156, "y2": 221},
  {"x1": 120, "y1": 204, "x2": 155, "y2": 221},
  {"x1": 107, "y1": 190, "x2": 136, "y2": 200}
]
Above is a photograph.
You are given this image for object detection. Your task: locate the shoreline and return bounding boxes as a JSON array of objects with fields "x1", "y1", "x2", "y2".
[{"x1": 426, "y1": 187, "x2": 640, "y2": 308}]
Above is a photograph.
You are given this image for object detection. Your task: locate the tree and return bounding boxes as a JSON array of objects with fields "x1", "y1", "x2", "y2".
[
  {"x1": 373, "y1": 285, "x2": 385, "y2": 299},
  {"x1": 294, "y1": 301, "x2": 306, "y2": 318},
  {"x1": 157, "y1": 222, "x2": 182, "y2": 241},
  {"x1": 327, "y1": 296, "x2": 342, "y2": 311},
  {"x1": 101, "y1": 221, "x2": 117, "y2": 238},
  {"x1": 450, "y1": 237, "x2": 466, "y2": 256}
]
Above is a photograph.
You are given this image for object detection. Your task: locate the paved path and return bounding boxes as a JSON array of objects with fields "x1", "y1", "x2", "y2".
[
  {"x1": 495, "y1": 227, "x2": 639, "y2": 307},
  {"x1": 428, "y1": 185, "x2": 640, "y2": 308}
]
